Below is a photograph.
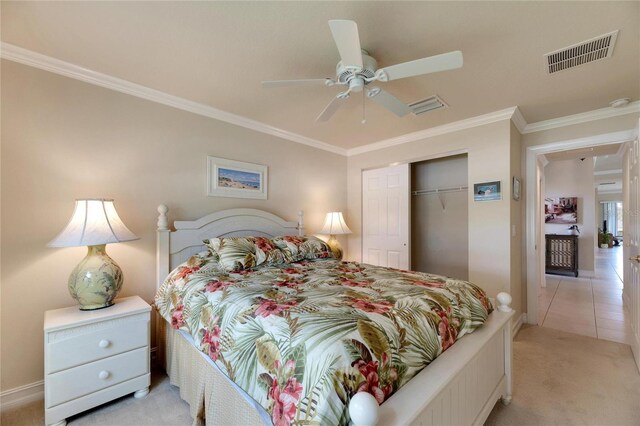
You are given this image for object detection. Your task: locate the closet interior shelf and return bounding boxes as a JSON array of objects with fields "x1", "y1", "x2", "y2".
[{"x1": 412, "y1": 186, "x2": 468, "y2": 196}]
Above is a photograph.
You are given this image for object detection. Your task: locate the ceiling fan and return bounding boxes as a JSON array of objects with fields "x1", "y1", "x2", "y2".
[{"x1": 262, "y1": 19, "x2": 463, "y2": 122}]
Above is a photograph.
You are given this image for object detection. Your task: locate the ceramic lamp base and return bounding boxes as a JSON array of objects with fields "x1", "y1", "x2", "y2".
[
  {"x1": 68, "y1": 244, "x2": 123, "y2": 310},
  {"x1": 326, "y1": 235, "x2": 343, "y2": 260}
]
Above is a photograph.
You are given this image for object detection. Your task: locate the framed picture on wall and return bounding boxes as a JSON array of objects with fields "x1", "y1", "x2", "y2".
[
  {"x1": 207, "y1": 156, "x2": 268, "y2": 199},
  {"x1": 544, "y1": 197, "x2": 578, "y2": 223},
  {"x1": 473, "y1": 181, "x2": 501, "y2": 201},
  {"x1": 512, "y1": 177, "x2": 521, "y2": 201}
]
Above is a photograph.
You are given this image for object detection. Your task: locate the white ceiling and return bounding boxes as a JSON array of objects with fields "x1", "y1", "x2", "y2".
[{"x1": 2, "y1": 1, "x2": 639, "y2": 150}]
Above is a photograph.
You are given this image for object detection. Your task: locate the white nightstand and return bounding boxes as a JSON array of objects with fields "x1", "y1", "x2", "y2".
[{"x1": 44, "y1": 296, "x2": 151, "y2": 426}]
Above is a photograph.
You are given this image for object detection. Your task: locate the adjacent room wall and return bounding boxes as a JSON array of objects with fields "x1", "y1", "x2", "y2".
[
  {"x1": 543, "y1": 158, "x2": 595, "y2": 274},
  {"x1": 0, "y1": 60, "x2": 348, "y2": 392},
  {"x1": 347, "y1": 119, "x2": 524, "y2": 320}
]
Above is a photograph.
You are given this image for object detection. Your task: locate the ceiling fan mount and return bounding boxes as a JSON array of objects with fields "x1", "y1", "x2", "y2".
[{"x1": 262, "y1": 20, "x2": 463, "y2": 122}]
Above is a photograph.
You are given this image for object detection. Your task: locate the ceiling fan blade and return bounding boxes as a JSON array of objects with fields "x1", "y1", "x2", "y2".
[
  {"x1": 378, "y1": 51, "x2": 463, "y2": 82},
  {"x1": 262, "y1": 79, "x2": 333, "y2": 88},
  {"x1": 316, "y1": 95, "x2": 349, "y2": 122},
  {"x1": 367, "y1": 87, "x2": 412, "y2": 117},
  {"x1": 328, "y1": 20, "x2": 363, "y2": 70}
]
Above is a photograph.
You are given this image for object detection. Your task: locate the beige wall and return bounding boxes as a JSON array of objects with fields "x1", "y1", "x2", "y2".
[
  {"x1": 0, "y1": 61, "x2": 347, "y2": 391},
  {"x1": 543, "y1": 158, "x2": 595, "y2": 273},
  {"x1": 510, "y1": 122, "x2": 524, "y2": 320},
  {"x1": 347, "y1": 120, "x2": 524, "y2": 317}
]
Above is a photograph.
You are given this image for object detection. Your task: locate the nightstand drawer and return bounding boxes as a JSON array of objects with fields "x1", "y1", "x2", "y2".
[
  {"x1": 46, "y1": 347, "x2": 148, "y2": 408},
  {"x1": 47, "y1": 318, "x2": 147, "y2": 373}
]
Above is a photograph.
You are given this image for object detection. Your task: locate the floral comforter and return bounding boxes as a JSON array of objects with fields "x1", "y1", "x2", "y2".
[{"x1": 155, "y1": 254, "x2": 492, "y2": 426}]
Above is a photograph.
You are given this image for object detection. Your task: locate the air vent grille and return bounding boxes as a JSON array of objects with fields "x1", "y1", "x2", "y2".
[
  {"x1": 599, "y1": 182, "x2": 616, "y2": 186},
  {"x1": 409, "y1": 95, "x2": 448, "y2": 115},
  {"x1": 544, "y1": 30, "x2": 618, "y2": 74}
]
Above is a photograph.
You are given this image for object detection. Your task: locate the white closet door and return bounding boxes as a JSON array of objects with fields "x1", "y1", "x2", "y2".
[{"x1": 362, "y1": 164, "x2": 410, "y2": 269}]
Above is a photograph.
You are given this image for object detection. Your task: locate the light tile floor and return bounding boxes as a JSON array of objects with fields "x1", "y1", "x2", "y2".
[{"x1": 538, "y1": 246, "x2": 634, "y2": 344}]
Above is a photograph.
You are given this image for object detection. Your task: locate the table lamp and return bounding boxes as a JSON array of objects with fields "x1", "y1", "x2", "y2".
[
  {"x1": 48, "y1": 199, "x2": 139, "y2": 310},
  {"x1": 320, "y1": 211, "x2": 352, "y2": 260}
]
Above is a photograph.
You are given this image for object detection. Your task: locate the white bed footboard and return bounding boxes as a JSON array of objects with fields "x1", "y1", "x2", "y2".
[{"x1": 350, "y1": 294, "x2": 514, "y2": 426}]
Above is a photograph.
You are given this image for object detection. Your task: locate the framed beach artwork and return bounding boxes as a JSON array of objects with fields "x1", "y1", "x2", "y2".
[
  {"x1": 207, "y1": 156, "x2": 268, "y2": 199},
  {"x1": 473, "y1": 181, "x2": 502, "y2": 201}
]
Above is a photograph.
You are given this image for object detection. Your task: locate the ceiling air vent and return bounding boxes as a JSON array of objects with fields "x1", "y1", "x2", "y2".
[
  {"x1": 409, "y1": 95, "x2": 448, "y2": 115},
  {"x1": 544, "y1": 30, "x2": 618, "y2": 74}
]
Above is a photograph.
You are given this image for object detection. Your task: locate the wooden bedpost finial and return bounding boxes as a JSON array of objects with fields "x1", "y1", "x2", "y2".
[
  {"x1": 349, "y1": 391, "x2": 379, "y2": 426},
  {"x1": 496, "y1": 292, "x2": 513, "y2": 313},
  {"x1": 157, "y1": 204, "x2": 169, "y2": 230}
]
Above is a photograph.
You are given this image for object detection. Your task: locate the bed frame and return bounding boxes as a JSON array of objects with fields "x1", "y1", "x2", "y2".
[{"x1": 155, "y1": 205, "x2": 514, "y2": 426}]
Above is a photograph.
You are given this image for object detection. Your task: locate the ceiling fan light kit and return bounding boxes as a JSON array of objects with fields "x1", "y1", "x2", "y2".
[{"x1": 262, "y1": 19, "x2": 463, "y2": 122}]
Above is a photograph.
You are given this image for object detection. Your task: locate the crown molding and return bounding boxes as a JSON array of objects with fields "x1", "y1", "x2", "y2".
[
  {"x1": 0, "y1": 42, "x2": 347, "y2": 156},
  {"x1": 523, "y1": 101, "x2": 640, "y2": 134},
  {"x1": 4, "y1": 42, "x2": 638, "y2": 157},
  {"x1": 347, "y1": 107, "x2": 518, "y2": 156},
  {"x1": 510, "y1": 106, "x2": 527, "y2": 133}
]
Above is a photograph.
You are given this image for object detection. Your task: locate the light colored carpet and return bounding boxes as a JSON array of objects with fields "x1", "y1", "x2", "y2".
[
  {"x1": 486, "y1": 325, "x2": 640, "y2": 425},
  {"x1": 3, "y1": 326, "x2": 639, "y2": 425}
]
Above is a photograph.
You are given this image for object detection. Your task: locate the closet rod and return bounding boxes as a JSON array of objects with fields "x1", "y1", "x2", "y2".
[{"x1": 412, "y1": 186, "x2": 468, "y2": 196}]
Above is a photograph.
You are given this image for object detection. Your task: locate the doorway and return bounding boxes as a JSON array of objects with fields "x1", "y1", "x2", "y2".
[
  {"x1": 526, "y1": 131, "x2": 635, "y2": 322},
  {"x1": 534, "y1": 145, "x2": 634, "y2": 345}
]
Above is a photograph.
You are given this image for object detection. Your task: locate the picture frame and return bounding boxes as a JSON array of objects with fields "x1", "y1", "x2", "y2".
[
  {"x1": 544, "y1": 197, "x2": 578, "y2": 224},
  {"x1": 512, "y1": 177, "x2": 521, "y2": 201},
  {"x1": 207, "y1": 156, "x2": 268, "y2": 199},
  {"x1": 473, "y1": 181, "x2": 502, "y2": 202}
]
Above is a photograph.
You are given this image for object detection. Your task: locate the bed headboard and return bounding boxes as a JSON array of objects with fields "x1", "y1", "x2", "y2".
[{"x1": 156, "y1": 205, "x2": 303, "y2": 290}]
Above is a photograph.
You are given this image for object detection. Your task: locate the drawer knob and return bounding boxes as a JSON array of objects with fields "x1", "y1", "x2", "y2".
[
  {"x1": 98, "y1": 370, "x2": 110, "y2": 380},
  {"x1": 98, "y1": 339, "x2": 110, "y2": 348}
]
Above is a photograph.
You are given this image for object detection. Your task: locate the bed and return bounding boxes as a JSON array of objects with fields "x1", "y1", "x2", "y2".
[{"x1": 153, "y1": 205, "x2": 514, "y2": 426}]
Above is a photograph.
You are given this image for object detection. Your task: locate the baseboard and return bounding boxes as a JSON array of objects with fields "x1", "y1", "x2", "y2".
[
  {"x1": 512, "y1": 313, "x2": 526, "y2": 337},
  {"x1": 0, "y1": 380, "x2": 44, "y2": 412}
]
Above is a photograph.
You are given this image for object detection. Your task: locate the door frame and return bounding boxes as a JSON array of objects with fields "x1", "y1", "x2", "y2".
[{"x1": 525, "y1": 130, "x2": 636, "y2": 324}]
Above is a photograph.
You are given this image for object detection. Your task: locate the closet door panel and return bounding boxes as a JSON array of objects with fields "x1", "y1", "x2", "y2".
[{"x1": 362, "y1": 164, "x2": 409, "y2": 269}]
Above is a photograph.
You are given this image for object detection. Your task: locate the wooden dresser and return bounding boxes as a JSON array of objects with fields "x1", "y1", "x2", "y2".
[{"x1": 545, "y1": 234, "x2": 579, "y2": 277}]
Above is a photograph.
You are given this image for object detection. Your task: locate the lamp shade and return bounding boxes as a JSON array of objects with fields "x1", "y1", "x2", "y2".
[
  {"x1": 320, "y1": 212, "x2": 352, "y2": 235},
  {"x1": 48, "y1": 199, "x2": 139, "y2": 248}
]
